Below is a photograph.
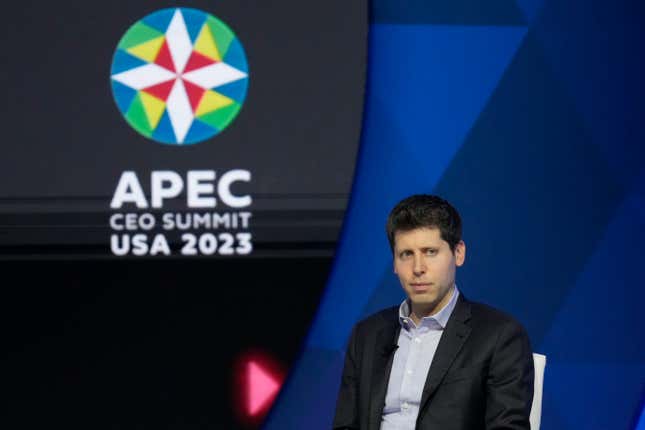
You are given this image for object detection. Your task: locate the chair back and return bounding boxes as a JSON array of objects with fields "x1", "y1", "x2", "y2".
[{"x1": 530, "y1": 353, "x2": 547, "y2": 430}]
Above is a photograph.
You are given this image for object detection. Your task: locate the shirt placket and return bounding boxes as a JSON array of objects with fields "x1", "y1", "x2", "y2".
[{"x1": 399, "y1": 325, "x2": 422, "y2": 415}]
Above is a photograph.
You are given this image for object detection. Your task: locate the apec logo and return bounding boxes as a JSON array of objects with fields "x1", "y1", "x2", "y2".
[{"x1": 110, "y1": 8, "x2": 249, "y2": 145}]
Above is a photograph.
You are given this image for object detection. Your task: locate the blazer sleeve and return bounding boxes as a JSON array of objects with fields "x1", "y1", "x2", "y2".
[
  {"x1": 485, "y1": 319, "x2": 534, "y2": 430},
  {"x1": 332, "y1": 325, "x2": 361, "y2": 430}
]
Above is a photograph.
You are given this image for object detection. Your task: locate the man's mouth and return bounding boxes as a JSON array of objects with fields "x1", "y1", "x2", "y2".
[{"x1": 410, "y1": 283, "x2": 431, "y2": 292}]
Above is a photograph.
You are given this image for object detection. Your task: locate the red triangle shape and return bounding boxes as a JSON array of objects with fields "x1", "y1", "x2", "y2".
[
  {"x1": 183, "y1": 51, "x2": 218, "y2": 73},
  {"x1": 154, "y1": 40, "x2": 176, "y2": 72},
  {"x1": 247, "y1": 361, "x2": 280, "y2": 416},
  {"x1": 142, "y1": 79, "x2": 175, "y2": 102},
  {"x1": 183, "y1": 80, "x2": 206, "y2": 113}
]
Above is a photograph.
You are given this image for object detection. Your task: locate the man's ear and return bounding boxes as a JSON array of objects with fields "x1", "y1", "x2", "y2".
[{"x1": 455, "y1": 240, "x2": 466, "y2": 267}]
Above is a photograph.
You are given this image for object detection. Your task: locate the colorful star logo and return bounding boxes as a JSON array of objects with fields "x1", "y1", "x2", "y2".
[{"x1": 110, "y1": 8, "x2": 249, "y2": 145}]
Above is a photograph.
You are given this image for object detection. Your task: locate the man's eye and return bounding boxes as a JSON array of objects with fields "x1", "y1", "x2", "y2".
[
  {"x1": 426, "y1": 249, "x2": 438, "y2": 256},
  {"x1": 400, "y1": 251, "x2": 412, "y2": 258}
]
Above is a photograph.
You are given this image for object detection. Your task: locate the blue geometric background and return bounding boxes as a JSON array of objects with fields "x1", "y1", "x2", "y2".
[{"x1": 264, "y1": 0, "x2": 645, "y2": 428}]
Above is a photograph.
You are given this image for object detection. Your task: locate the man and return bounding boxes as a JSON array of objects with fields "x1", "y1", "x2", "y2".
[{"x1": 333, "y1": 195, "x2": 534, "y2": 430}]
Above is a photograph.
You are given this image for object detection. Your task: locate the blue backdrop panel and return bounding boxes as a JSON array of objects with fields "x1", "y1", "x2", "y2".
[
  {"x1": 310, "y1": 23, "x2": 526, "y2": 352},
  {"x1": 264, "y1": 0, "x2": 645, "y2": 429}
]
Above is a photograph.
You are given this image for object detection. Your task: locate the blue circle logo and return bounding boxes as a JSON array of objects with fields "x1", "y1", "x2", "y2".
[{"x1": 110, "y1": 8, "x2": 249, "y2": 145}]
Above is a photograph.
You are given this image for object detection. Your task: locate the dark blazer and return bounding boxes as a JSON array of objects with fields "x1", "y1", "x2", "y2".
[{"x1": 333, "y1": 295, "x2": 534, "y2": 430}]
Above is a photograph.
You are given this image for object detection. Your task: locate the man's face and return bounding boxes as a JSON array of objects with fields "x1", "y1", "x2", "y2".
[{"x1": 393, "y1": 227, "x2": 465, "y2": 316}]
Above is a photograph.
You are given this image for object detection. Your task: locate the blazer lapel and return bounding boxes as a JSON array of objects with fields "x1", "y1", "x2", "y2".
[
  {"x1": 417, "y1": 295, "x2": 472, "y2": 416},
  {"x1": 368, "y1": 317, "x2": 401, "y2": 430}
]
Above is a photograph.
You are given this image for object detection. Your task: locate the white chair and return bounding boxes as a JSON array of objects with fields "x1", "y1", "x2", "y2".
[{"x1": 530, "y1": 353, "x2": 546, "y2": 430}]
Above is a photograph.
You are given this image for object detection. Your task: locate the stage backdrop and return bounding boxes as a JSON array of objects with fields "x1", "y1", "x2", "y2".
[
  {"x1": 0, "y1": 0, "x2": 366, "y2": 259},
  {"x1": 1, "y1": 1, "x2": 367, "y2": 429},
  {"x1": 264, "y1": 0, "x2": 645, "y2": 429}
]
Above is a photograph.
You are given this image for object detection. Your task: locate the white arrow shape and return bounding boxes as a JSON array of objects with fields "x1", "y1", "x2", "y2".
[
  {"x1": 166, "y1": 79, "x2": 193, "y2": 143},
  {"x1": 111, "y1": 64, "x2": 176, "y2": 90},
  {"x1": 166, "y1": 9, "x2": 193, "y2": 73},
  {"x1": 183, "y1": 63, "x2": 248, "y2": 89}
]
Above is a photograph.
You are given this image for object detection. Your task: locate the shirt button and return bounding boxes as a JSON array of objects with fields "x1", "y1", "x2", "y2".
[
  {"x1": 402, "y1": 402, "x2": 409, "y2": 410},
  {"x1": 406, "y1": 369, "x2": 413, "y2": 375},
  {"x1": 414, "y1": 337, "x2": 421, "y2": 343}
]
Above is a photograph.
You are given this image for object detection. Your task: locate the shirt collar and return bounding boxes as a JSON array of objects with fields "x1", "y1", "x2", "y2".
[{"x1": 398, "y1": 285, "x2": 460, "y2": 330}]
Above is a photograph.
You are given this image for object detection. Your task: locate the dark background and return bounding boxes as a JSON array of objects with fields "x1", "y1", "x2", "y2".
[
  {"x1": 0, "y1": 1, "x2": 366, "y2": 427},
  {"x1": 0, "y1": 0, "x2": 366, "y2": 257},
  {"x1": 2, "y1": 257, "x2": 332, "y2": 428}
]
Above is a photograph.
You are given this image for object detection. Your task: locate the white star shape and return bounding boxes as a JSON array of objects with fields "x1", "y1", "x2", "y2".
[{"x1": 112, "y1": 9, "x2": 247, "y2": 143}]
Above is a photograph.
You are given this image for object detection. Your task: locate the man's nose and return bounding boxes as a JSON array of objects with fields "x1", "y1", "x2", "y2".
[{"x1": 413, "y1": 255, "x2": 426, "y2": 275}]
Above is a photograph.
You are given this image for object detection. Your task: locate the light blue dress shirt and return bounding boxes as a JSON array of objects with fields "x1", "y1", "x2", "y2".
[{"x1": 380, "y1": 286, "x2": 460, "y2": 430}]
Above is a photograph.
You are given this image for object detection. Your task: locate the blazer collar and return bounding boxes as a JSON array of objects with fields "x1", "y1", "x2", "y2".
[
  {"x1": 368, "y1": 308, "x2": 401, "y2": 430},
  {"x1": 417, "y1": 294, "x2": 472, "y2": 420}
]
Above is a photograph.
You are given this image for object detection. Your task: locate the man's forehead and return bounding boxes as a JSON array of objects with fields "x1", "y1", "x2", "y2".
[{"x1": 393, "y1": 227, "x2": 445, "y2": 247}]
